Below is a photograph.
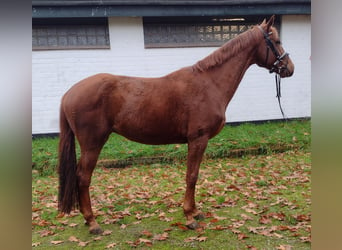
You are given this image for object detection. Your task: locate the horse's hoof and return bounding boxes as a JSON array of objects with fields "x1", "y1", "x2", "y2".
[
  {"x1": 186, "y1": 221, "x2": 199, "y2": 230},
  {"x1": 89, "y1": 227, "x2": 103, "y2": 235},
  {"x1": 194, "y1": 213, "x2": 205, "y2": 221}
]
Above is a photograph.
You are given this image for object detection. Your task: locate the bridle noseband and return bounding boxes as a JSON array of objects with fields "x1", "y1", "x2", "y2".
[{"x1": 258, "y1": 26, "x2": 289, "y2": 119}]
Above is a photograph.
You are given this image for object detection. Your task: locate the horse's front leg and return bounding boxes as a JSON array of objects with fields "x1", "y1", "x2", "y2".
[{"x1": 183, "y1": 136, "x2": 208, "y2": 229}]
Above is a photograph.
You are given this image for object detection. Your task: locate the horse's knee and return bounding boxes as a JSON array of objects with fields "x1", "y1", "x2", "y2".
[
  {"x1": 77, "y1": 173, "x2": 91, "y2": 189},
  {"x1": 186, "y1": 174, "x2": 198, "y2": 187}
]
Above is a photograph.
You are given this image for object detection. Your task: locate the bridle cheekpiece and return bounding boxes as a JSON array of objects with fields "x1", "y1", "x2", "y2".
[
  {"x1": 258, "y1": 26, "x2": 289, "y2": 74},
  {"x1": 258, "y1": 26, "x2": 289, "y2": 119}
]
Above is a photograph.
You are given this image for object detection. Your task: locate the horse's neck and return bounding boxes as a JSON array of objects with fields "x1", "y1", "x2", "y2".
[{"x1": 210, "y1": 37, "x2": 259, "y2": 107}]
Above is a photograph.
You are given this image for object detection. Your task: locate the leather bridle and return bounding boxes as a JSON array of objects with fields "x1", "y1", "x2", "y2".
[
  {"x1": 258, "y1": 26, "x2": 289, "y2": 74},
  {"x1": 258, "y1": 26, "x2": 289, "y2": 119}
]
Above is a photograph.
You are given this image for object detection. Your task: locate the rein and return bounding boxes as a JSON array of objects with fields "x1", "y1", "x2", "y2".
[
  {"x1": 275, "y1": 73, "x2": 286, "y2": 119},
  {"x1": 258, "y1": 26, "x2": 289, "y2": 119}
]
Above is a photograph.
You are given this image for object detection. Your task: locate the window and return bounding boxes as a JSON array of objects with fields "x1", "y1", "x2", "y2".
[
  {"x1": 143, "y1": 16, "x2": 280, "y2": 48},
  {"x1": 32, "y1": 18, "x2": 110, "y2": 50}
]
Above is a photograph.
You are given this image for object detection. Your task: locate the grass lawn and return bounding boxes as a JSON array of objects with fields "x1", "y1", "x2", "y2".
[
  {"x1": 32, "y1": 120, "x2": 310, "y2": 176},
  {"x1": 32, "y1": 120, "x2": 311, "y2": 249}
]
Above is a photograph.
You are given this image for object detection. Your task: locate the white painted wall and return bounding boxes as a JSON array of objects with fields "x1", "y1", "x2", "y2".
[{"x1": 32, "y1": 15, "x2": 311, "y2": 134}]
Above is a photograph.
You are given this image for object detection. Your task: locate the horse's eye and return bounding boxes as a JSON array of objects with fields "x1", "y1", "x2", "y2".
[{"x1": 275, "y1": 41, "x2": 281, "y2": 45}]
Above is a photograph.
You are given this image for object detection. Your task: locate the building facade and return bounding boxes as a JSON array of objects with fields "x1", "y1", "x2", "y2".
[{"x1": 32, "y1": 0, "x2": 311, "y2": 135}]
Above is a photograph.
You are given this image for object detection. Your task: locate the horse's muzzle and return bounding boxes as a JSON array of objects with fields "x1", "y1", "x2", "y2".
[{"x1": 279, "y1": 65, "x2": 294, "y2": 78}]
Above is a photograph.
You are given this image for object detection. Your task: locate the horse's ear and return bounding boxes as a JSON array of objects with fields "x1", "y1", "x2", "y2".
[
  {"x1": 261, "y1": 18, "x2": 266, "y2": 25},
  {"x1": 266, "y1": 15, "x2": 275, "y2": 31}
]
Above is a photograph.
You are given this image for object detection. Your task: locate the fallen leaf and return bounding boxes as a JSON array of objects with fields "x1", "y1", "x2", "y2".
[
  {"x1": 210, "y1": 218, "x2": 219, "y2": 223},
  {"x1": 227, "y1": 184, "x2": 240, "y2": 191},
  {"x1": 295, "y1": 214, "x2": 310, "y2": 222},
  {"x1": 126, "y1": 241, "x2": 136, "y2": 247},
  {"x1": 40, "y1": 230, "x2": 55, "y2": 237},
  {"x1": 178, "y1": 224, "x2": 189, "y2": 230},
  {"x1": 102, "y1": 230, "x2": 113, "y2": 236},
  {"x1": 243, "y1": 208, "x2": 258, "y2": 215},
  {"x1": 241, "y1": 213, "x2": 253, "y2": 221},
  {"x1": 270, "y1": 212, "x2": 286, "y2": 221},
  {"x1": 211, "y1": 225, "x2": 228, "y2": 230},
  {"x1": 273, "y1": 232, "x2": 283, "y2": 238},
  {"x1": 32, "y1": 242, "x2": 41, "y2": 247},
  {"x1": 37, "y1": 219, "x2": 51, "y2": 227},
  {"x1": 184, "y1": 236, "x2": 197, "y2": 242},
  {"x1": 276, "y1": 245, "x2": 292, "y2": 250},
  {"x1": 197, "y1": 236, "x2": 208, "y2": 242},
  {"x1": 299, "y1": 236, "x2": 311, "y2": 243},
  {"x1": 57, "y1": 212, "x2": 65, "y2": 218},
  {"x1": 214, "y1": 215, "x2": 227, "y2": 221},
  {"x1": 231, "y1": 228, "x2": 241, "y2": 234},
  {"x1": 237, "y1": 233, "x2": 249, "y2": 240},
  {"x1": 259, "y1": 215, "x2": 272, "y2": 224},
  {"x1": 141, "y1": 230, "x2": 153, "y2": 238},
  {"x1": 51, "y1": 240, "x2": 63, "y2": 245},
  {"x1": 139, "y1": 238, "x2": 153, "y2": 246},
  {"x1": 168, "y1": 208, "x2": 178, "y2": 213},
  {"x1": 60, "y1": 220, "x2": 69, "y2": 225},
  {"x1": 68, "y1": 235, "x2": 79, "y2": 242},
  {"x1": 153, "y1": 232, "x2": 169, "y2": 241},
  {"x1": 277, "y1": 225, "x2": 289, "y2": 231},
  {"x1": 32, "y1": 212, "x2": 39, "y2": 219},
  {"x1": 106, "y1": 242, "x2": 117, "y2": 248},
  {"x1": 78, "y1": 241, "x2": 90, "y2": 247}
]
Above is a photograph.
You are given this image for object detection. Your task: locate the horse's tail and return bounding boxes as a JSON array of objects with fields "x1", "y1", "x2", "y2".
[{"x1": 58, "y1": 105, "x2": 79, "y2": 214}]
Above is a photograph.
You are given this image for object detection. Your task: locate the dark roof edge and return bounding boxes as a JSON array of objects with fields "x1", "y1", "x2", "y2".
[
  {"x1": 32, "y1": 0, "x2": 311, "y2": 6},
  {"x1": 32, "y1": 1, "x2": 311, "y2": 18},
  {"x1": 32, "y1": 4, "x2": 311, "y2": 18}
]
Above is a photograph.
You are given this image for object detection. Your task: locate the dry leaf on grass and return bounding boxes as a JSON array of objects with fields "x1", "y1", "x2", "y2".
[
  {"x1": 102, "y1": 230, "x2": 113, "y2": 236},
  {"x1": 68, "y1": 235, "x2": 79, "y2": 242},
  {"x1": 51, "y1": 240, "x2": 63, "y2": 245},
  {"x1": 78, "y1": 241, "x2": 90, "y2": 247},
  {"x1": 153, "y1": 232, "x2": 169, "y2": 241},
  {"x1": 106, "y1": 242, "x2": 117, "y2": 248}
]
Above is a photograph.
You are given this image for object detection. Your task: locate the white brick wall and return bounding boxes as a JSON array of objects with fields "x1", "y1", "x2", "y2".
[{"x1": 32, "y1": 15, "x2": 311, "y2": 134}]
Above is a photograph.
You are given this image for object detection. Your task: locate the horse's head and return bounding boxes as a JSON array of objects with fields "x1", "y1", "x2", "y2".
[{"x1": 255, "y1": 15, "x2": 294, "y2": 78}]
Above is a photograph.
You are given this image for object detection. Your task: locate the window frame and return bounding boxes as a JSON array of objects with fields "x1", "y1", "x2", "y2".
[
  {"x1": 143, "y1": 16, "x2": 280, "y2": 49},
  {"x1": 32, "y1": 18, "x2": 110, "y2": 51}
]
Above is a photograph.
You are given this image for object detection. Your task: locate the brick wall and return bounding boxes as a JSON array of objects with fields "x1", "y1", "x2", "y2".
[{"x1": 32, "y1": 15, "x2": 311, "y2": 134}]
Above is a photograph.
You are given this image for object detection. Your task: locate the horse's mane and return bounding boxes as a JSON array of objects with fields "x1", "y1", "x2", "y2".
[{"x1": 192, "y1": 26, "x2": 261, "y2": 72}]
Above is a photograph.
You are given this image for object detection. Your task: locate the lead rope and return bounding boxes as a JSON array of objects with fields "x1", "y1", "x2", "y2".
[{"x1": 275, "y1": 73, "x2": 287, "y2": 120}]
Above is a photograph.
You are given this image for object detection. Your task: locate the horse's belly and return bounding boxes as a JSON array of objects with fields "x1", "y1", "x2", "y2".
[
  {"x1": 112, "y1": 117, "x2": 187, "y2": 145},
  {"x1": 115, "y1": 129, "x2": 187, "y2": 145}
]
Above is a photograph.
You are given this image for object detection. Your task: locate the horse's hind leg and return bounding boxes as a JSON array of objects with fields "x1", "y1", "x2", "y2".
[
  {"x1": 77, "y1": 132, "x2": 110, "y2": 234},
  {"x1": 183, "y1": 136, "x2": 208, "y2": 229}
]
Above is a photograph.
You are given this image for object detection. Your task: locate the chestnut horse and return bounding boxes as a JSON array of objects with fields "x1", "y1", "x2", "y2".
[{"x1": 58, "y1": 16, "x2": 294, "y2": 234}]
